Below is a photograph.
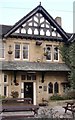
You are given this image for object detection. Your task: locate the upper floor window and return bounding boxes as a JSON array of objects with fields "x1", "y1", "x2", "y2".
[
  {"x1": 0, "y1": 43, "x2": 5, "y2": 59},
  {"x1": 53, "y1": 46, "x2": 59, "y2": 61},
  {"x1": 22, "y1": 44, "x2": 29, "y2": 60},
  {"x1": 14, "y1": 43, "x2": 29, "y2": 60},
  {"x1": 46, "y1": 45, "x2": 52, "y2": 61},
  {"x1": 15, "y1": 44, "x2": 20, "y2": 59}
]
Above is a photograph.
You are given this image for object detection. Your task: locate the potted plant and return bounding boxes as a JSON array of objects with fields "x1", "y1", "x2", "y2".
[{"x1": 11, "y1": 91, "x2": 19, "y2": 98}]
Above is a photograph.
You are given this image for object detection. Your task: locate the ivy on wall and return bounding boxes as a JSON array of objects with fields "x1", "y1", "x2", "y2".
[{"x1": 60, "y1": 42, "x2": 75, "y2": 89}]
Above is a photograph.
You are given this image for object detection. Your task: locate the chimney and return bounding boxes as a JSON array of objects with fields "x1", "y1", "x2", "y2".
[{"x1": 55, "y1": 17, "x2": 62, "y2": 27}]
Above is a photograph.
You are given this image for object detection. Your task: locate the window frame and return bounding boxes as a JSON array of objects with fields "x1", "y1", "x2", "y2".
[
  {"x1": 54, "y1": 82, "x2": 59, "y2": 94},
  {"x1": 46, "y1": 45, "x2": 52, "y2": 62},
  {"x1": 14, "y1": 43, "x2": 21, "y2": 60},
  {"x1": 48, "y1": 82, "x2": 53, "y2": 94},
  {"x1": 4, "y1": 74, "x2": 8, "y2": 83},
  {"x1": 53, "y1": 46, "x2": 59, "y2": 62},
  {"x1": 4, "y1": 85, "x2": 8, "y2": 96},
  {"x1": 22, "y1": 44, "x2": 29, "y2": 60}
]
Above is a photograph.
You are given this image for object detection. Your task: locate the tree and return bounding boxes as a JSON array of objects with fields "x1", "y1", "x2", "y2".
[{"x1": 60, "y1": 42, "x2": 75, "y2": 89}]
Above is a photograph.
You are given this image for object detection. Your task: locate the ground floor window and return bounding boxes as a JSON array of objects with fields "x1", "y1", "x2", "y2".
[
  {"x1": 21, "y1": 73, "x2": 36, "y2": 81},
  {"x1": 48, "y1": 82, "x2": 59, "y2": 94},
  {"x1": 4, "y1": 86, "x2": 7, "y2": 96},
  {"x1": 48, "y1": 82, "x2": 53, "y2": 93},
  {"x1": 54, "y1": 82, "x2": 59, "y2": 93}
]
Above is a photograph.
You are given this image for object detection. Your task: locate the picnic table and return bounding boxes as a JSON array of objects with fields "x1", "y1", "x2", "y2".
[
  {"x1": 0, "y1": 104, "x2": 39, "y2": 116},
  {"x1": 2, "y1": 97, "x2": 32, "y2": 104},
  {"x1": 63, "y1": 100, "x2": 75, "y2": 118},
  {"x1": 0, "y1": 98, "x2": 39, "y2": 117}
]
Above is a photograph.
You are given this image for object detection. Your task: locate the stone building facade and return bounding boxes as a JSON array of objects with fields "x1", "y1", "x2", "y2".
[{"x1": 0, "y1": 4, "x2": 70, "y2": 104}]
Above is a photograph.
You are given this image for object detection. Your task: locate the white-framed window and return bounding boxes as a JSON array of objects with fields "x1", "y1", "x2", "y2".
[
  {"x1": 46, "y1": 45, "x2": 52, "y2": 61},
  {"x1": 21, "y1": 73, "x2": 36, "y2": 81},
  {"x1": 0, "y1": 42, "x2": 5, "y2": 59},
  {"x1": 22, "y1": 44, "x2": 29, "y2": 60},
  {"x1": 4, "y1": 74, "x2": 8, "y2": 83},
  {"x1": 15, "y1": 44, "x2": 21, "y2": 59},
  {"x1": 53, "y1": 46, "x2": 59, "y2": 61},
  {"x1": 4, "y1": 85, "x2": 8, "y2": 96}
]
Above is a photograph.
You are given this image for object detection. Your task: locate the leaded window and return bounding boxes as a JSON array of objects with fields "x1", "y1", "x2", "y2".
[
  {"x1": 48, "y1": 82, "x2": 53, "y2": 93},
  {"x1": 54, "y1": 82, "x2": 59, "y2": 93}
]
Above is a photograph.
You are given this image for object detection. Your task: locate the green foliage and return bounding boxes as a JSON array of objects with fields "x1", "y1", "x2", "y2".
[
  {"x1": 60, "y1": 42, "x2": 75, "y2": 89},
  {"x1": 0, "y1": 95, "x2": 5, "y2": 99},
  {"x1": 50, "y1": 94, "x2": 64, "y2": 100}
]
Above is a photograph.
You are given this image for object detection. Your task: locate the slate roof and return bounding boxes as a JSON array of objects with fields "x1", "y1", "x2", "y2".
[
  {"x1": 0, "y1": 61, "x2": 70, "y2": 72},
  {"x1": 0, "y1": 25, "x2": 12, "y2": 36}
]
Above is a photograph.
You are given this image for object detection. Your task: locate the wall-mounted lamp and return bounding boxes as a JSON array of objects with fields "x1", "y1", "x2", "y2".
[
  {"x1": 36, "y1": 40, "x2": 42, "y2": 46},
  {"x1": 8, "y1": 45, "x2": 13, "y2": 54}
]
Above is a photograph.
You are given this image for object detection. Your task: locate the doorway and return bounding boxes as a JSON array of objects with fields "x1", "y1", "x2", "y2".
[{"x1": 24, "y1": 82, "x2": 33, "y2": 103}]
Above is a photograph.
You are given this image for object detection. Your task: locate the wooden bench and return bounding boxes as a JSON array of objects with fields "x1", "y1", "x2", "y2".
[
  {"x1": 63, "y1": 101, "x2": 75, "y2": 118},
  {"x1": 0, "y1": 105, "x2": 39, "y2": 116},
  {"x1": 2, "y1": 98, "x2": 32, "y2": 104}
]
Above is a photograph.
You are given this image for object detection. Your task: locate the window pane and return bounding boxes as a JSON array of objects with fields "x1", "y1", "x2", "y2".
[
  {"x1": 32, "y1": 74, "x2": 36, "y2": 80},
  {"x1": 15, "y1": 44, "x2": 20, "y2": 59},
  {"x1": 48, "y1": 82, "x2": 53, "y2": 93},
  {"x1": 4, "y1": 86, "x2": 7, "y2": 96},
  {"x1": 46, "y1": 45, "x2": 52, "y2": 60},
  {"x1": 54, "y1": 47, "x2": 58, "y2": 60},
  {"x1": 54, "y1": 82, "x2": 59, "y2": 93},
  {"x1": 21, "y1": 75, "x2": 26, "y2": 80},
  {"x1": 4, "y1": 75, "x2": 7, "y2": 82},
  {"x1": 23, "y1": 44, "x2": 28, "y2": 59},
  {"x1": 27, "y1": 74, "x2": 31, "y2": 80},
  {"x1": 27, "y1": 74, "x2": 36, "y2": 80}
]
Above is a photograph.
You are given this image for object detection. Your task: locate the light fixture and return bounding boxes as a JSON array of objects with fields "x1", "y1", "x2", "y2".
[
  {"x1": 8, "y1": 45, "x2": 13, "y2": 54},
  {"x1": 36, "y1": 40, "x2": 42, "y2": 45}
]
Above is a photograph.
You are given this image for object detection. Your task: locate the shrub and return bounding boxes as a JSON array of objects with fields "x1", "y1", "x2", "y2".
[
  {"x1": 11, "y1": 91, "x2": 19, "y2": 98},
  {"x1": 63, "y1": 90, "x2": 75, "y2": 100},
  {"x1": 50, "y1": 94, "x2": 64, "y2": 101},
  {"x1": 0, "y1": 95, "x2": 5, "y2": 99}
]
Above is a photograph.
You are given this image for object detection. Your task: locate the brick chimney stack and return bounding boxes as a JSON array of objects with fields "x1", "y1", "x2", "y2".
[{"x1": 55, "y1": 17, "x2": 62, "y2": 27}]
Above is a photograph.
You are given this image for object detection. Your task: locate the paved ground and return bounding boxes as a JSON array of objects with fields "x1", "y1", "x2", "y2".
[{"x1": 0, "y1": 105, "x2": 74, "y2": 119}]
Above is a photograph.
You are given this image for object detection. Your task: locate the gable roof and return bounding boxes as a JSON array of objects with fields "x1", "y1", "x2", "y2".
[
  {"x1": 4, "y1": 4, "x2": 69, "y2": 42},
  {"x1": 68, "y1": 33, "x2": 75, "y2": 43}
]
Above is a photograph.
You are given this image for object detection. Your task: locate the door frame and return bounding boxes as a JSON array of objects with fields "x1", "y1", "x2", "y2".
[
  {"x1": 24, "y1": 82, "x2": 33, "y2": 103},
  {"x1": 21, "y1": 82, "x2": 36, "y2": 105}
]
